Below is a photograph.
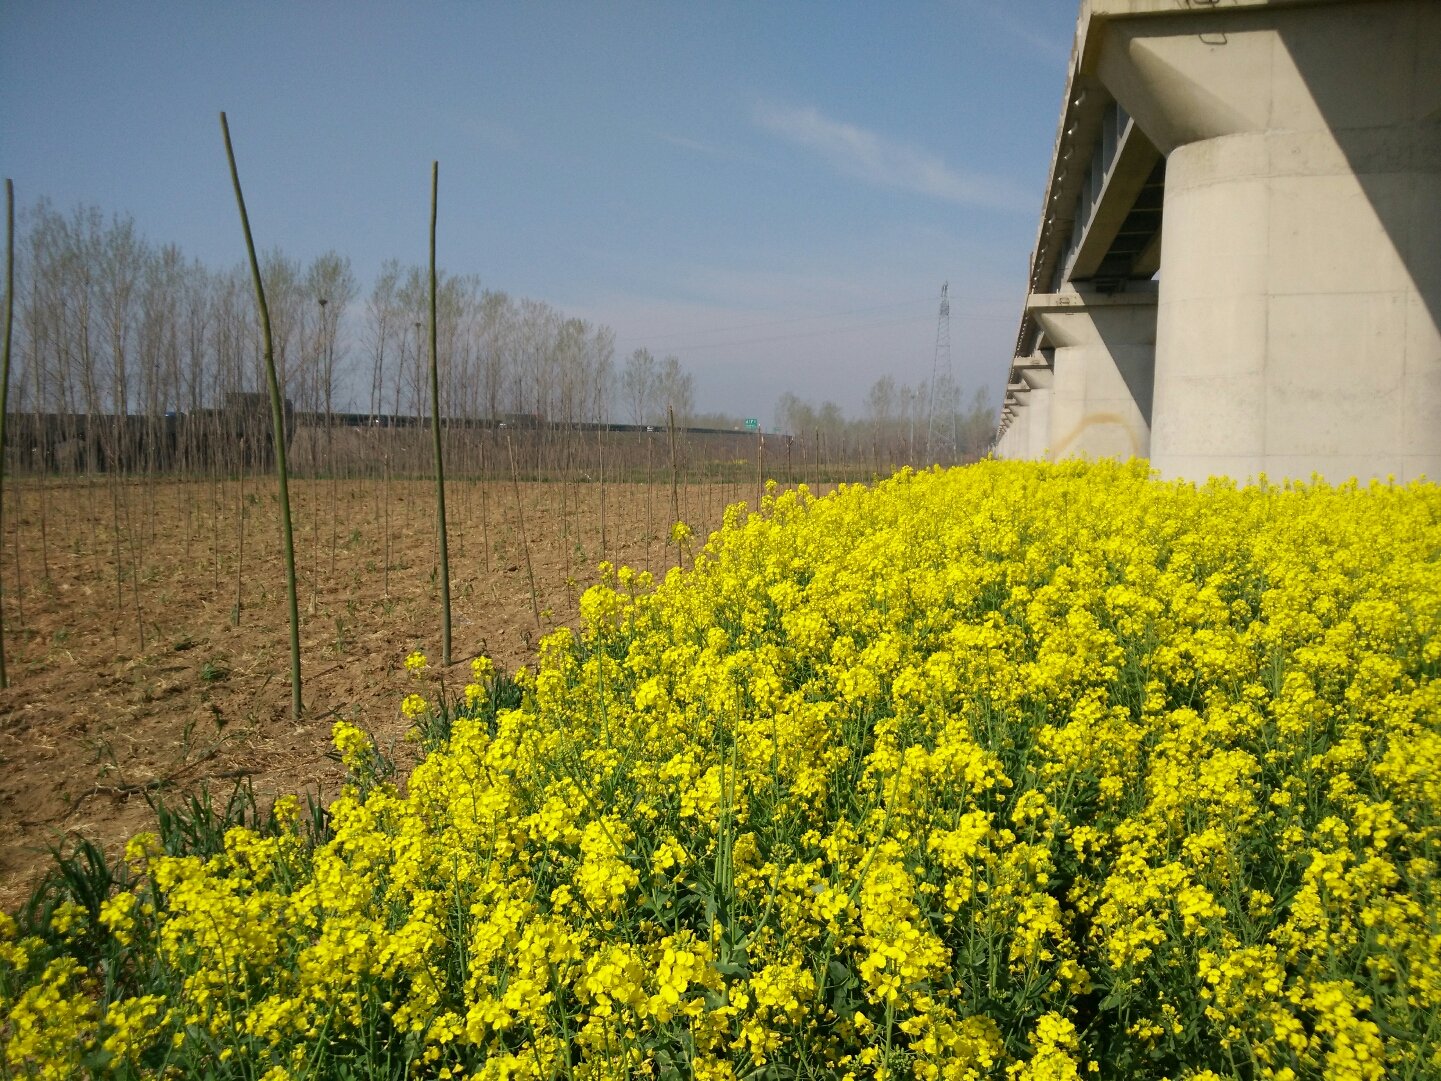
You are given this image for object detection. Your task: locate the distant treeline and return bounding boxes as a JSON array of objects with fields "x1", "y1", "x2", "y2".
[
  {"x1": 2, "y1": 398, "x2": 771, "y2": 477},
  {"x1": 6, "y1": 200, "x2": 704, "y2": 458},
  {"x1": 772, "y1": 379, "x2": 996, "y2": 471},
  {"x1": 5, "y1": 198, "x2": 993, "y2": 478}
]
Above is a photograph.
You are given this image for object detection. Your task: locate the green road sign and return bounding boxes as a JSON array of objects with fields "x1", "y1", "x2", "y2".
[{"x1": 744, "y1": 418, "x2": 759, "y2": 431}]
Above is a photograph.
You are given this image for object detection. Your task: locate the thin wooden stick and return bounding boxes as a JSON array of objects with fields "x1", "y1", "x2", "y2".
[
  {"x1": 506, "y1": 432, "x2": 540, "y2": 628},
  {"x1": 0, "y1": 180, "x2": 13, "y2": 688},
  {"x1": 756, "y1": 429, "x2": 764, "y2": 513},
  {"x1": 234, "y1": 469, "x2": 245, "y2": 625},
  {"x1": 427, "y1": 161, "x2": 452, "y2": 665},
  {"x1": 478, "y1": 439, "x2": 491, "y2": 574},
  {"x1": 597, "y1": 423, "x2": 607, "y2": 561},
  {"x1": 221, "y1": 112, "x2": 302, "y2": 722},
  {"x1": 668, "y1": 406, "x2": 681, "y2": 570}
]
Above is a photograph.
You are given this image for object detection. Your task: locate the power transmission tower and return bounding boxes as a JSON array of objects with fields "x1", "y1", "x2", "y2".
[{"x1": 925, "y1": 282, "x2": 953, "y2": 463}]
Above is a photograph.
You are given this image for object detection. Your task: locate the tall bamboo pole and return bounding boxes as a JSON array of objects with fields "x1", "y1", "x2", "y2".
[
  {"x1": 221, "y1": 113, "x2": 302, "y2": 721},
  {"x1": 0, "y1": 180, "x2": 14, "y2": 689},
  {"x1": 428, "y1": 161, "x2": 452, "y2": 665},
  {"x1": 506, "y1": 432, "x2": 540, "y2": 629},
  {"x1": 668, "y1": 406, "x2": 681, "y2": 570}
]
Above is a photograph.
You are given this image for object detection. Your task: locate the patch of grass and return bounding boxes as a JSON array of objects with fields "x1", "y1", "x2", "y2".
[{"x1": 199, "y1": 659, "x2": 229, "y2": 683}]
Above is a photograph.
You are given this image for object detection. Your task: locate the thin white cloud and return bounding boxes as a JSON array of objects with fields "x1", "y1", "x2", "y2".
[
  {"x1": 754, "y1": 102, "x2": 1029, "y2": 212},
  {"x1": 657, "y1": 132, "x2": 731, "y2": 158},
  {"x1": 955, "y1": 1, "x2": 1072, "y2": 66}
]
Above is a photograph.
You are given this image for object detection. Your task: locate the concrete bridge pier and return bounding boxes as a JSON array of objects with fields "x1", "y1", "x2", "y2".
[
  {"x1": 1019, "y1": 367, "x2": 1055, "y2": 460},
  {"x1": 1029, "y1": 285, "x2": 1156, "y2": 461},
  {"x1": 1097, "y1": 0, "x2": 1441, "y2": 483},
  {"x1": 998, "y1": 418, "x2": 1015, "y2": 459},
  {"x1": 1000, "y1": 399, "x2": 1030, "y2": 460}
]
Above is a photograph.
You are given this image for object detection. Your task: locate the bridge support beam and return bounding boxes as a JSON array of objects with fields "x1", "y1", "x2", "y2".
[
  {"x1": 1096, "y1": 0, "x2": 1441, "y2": 483},
  {"x1": 1028, "y1": 285, "x2": 1156, "y2": 462}
]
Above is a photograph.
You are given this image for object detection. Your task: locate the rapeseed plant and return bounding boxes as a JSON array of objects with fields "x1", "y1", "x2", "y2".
[{"x1": 3, "y1": 460, "x2": 1439, "y2": 1079}]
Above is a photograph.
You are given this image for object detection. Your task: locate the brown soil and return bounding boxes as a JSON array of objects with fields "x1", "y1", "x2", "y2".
[{"x1": 0, "y1": 474, "x2": 758, "y2": 910}]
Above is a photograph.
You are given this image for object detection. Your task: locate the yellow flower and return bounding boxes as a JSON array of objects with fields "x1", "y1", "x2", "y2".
[
  {"x1": 332, "y1": 718, "x2": 374, "y2": 770},
  {"x1": 98, "y1": 891, "x2": 139, "y2": 947},
  {"x1": 6, "y1": 461, "x2": 1439, "y2": 1079},
  {"x1": 48, "y1": 901, "x2": 87, "y2": 941}
]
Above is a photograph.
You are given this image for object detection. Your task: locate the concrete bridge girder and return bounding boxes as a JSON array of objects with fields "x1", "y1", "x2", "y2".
[
  {"x1": 1063, "y1": 109, "x2": 1165, "y2": 287},
  {"x1": 1092, "y1": 3, "x2": 1441, "y2": 159},
  {"x1": 1019, "y1": 367, "x2": 1052, "y2": 391}
]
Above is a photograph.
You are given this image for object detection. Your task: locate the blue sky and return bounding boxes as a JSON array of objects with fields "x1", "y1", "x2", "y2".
[{"x1": 0, "y1": 1, "x2": 1078, "y2": 423}]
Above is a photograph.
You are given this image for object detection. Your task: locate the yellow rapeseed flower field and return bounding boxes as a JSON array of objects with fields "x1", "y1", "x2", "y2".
[{"x1": 3, "y1": 460, "x2": 1439, "y2": 1080}]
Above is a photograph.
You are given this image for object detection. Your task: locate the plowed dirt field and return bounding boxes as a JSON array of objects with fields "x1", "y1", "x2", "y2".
[{"x1": 0, "y1": 475, "x2": 757, "y2": 908}]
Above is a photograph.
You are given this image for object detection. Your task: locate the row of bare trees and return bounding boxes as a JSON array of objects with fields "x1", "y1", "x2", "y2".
[
  {"x1": 4, "y1": 200, "x2": 681, "y2": 479},
  {"x1": 365, "y1": 263, "x2": 620, "y2": 430},
  {"x1": 16, "y1": 201, "x2": 354, "y2": 433},
  {"x1": 5, "y1": 197, "x2": 996, "y2": 486},
  {"x1": 619, "y1": 349, "x2": 694, "y2": 428},
  {"x1": 775, "y1": 375, "x2": 995, "y2": 474}
]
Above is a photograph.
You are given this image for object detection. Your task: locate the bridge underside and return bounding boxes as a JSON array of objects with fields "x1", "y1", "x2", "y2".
[{"x1": 996, "y1": 0, "x2": 1441, "y2": 485}]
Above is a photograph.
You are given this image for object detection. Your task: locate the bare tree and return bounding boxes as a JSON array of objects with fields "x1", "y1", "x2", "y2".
[
  {"x1": 587, "y1": 324, "x2": 615, "y2": 424},
  {"x1": 621, "y1": 348, "x2": 656, "y2": 426},
  {"x1": 476, "y1": 289, "x2": 512, "y2": 422},
  {"x1": 865, "y1": 375, "x2": 896, "y2": 436},
  {"x1": 366, "y1": 260, "x2": 401, "y2": 422},
  {"x1": 957, "y1": 385, "x2": 997, "y2": 461},
  {"x1": 657, "y1": 355, "x2": 694, "y2": 428},
  {"x1": 305, "y1": 251, "x2": 357, "y2": 427},
  {"x1": 259, "y1": 250, "x2": 305, "y2": 410}
]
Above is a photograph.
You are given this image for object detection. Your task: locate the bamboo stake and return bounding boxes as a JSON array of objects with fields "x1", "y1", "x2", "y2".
[
  {"x1": 234, "y1": 469, "x2": 245, "y2": 625},
  {"x1": 668, "y1": 406, "x2": 681, "y2": 570},
  {"x1": 121, "y1": 475, "x2": 144, "y2": 651},
  {"x1": 0, "y1": 180, "x2": 12, "y2": 688},
  {"x1": 211, "y1": 471, "x2": 220, "y2": 598},
  {"x1": 427, "y1": 161, "x2": 452, "y2": 666},
  {"x1": 9, "y1": 511, "x2": 21, "y2": 638},
  {"x1": 756, "y1": 429, "x2": 764, "y2": 513},
  {"x1": 597, "y1": 424, "x2": 607, "y2": 561},
  {"x1": 383, "y1": 443, "x2": 392, "y2": 600},
  {"x1": 478, "y1": 439, "x2": 491, "y2": 574},
  {"x1": 108, "y1": 474, "x2": 122, "y2": 645},
  {"x1": 221, "y1": 113, "x2": 303, "y2": 722},
  {"x1": 506, "y1": 432, "x2": 540, "y2": 628}
]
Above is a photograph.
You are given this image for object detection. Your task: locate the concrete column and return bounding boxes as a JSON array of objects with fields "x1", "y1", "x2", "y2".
[
  {"x1": 1029, "y1": 285, "x2": 1157, "y2": 462},
  {"x1": 1021, "y1": 368, "x2": 1055, "y2": 461},
  {"x1": 1097, "y1": 0, "x2": 1441, "y2": 483},
  {"x1": 997, "y1": 421, "x2": 1015, "y2": 460},
  {"x1": 1004, "y1": 400, "x2": 1030, "y2": 461}
]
